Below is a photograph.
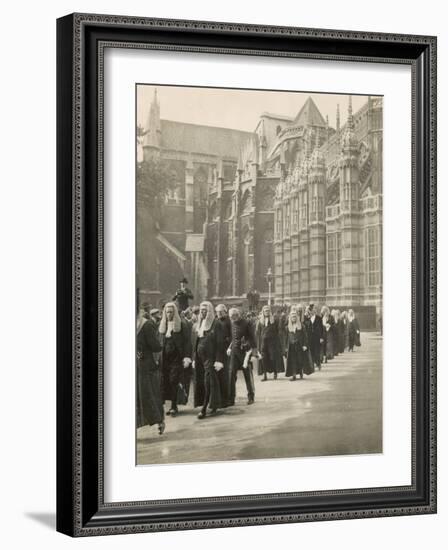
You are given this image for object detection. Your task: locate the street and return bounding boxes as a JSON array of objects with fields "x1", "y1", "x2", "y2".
[{"x1": 137, "y1": 332, "x2": 382, "y2": 465}]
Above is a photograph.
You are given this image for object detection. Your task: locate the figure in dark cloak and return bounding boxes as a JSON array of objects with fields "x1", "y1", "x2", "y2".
[
  {"x1": 347, "y1": 309, "x2": 361, "y2": 351},
  {"x1": 285, "y1": 307, "x2": 309, "y2": 381},
  {"x1": 192, "y1": 301, "x2": 227, "y2": 419},
  {"x1": 136, "y1": 306, "x2": 165, "y2": 435},
  {"x1": 228, "y1": 307, "x2": 258, "y2": 406},
  {"x1": 304, "y1": 304, "x2": 324, "y2": 370},
  {"x1": 338, "y1": 310, "x2": 349, "y2": 353},
  {"x1": 321, "y1": 306, "x2": 335, "y2": 363},
  {"x1": 158, "y1": 302, "x2": 192, "y2": 417},
  {"x1": 255, "y1": 305, "x2": 285, "y2": 381}
]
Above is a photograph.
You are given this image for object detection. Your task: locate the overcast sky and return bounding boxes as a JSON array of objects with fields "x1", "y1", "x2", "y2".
[{"x1": 137, "y1": 84, "x2": 380, "y2": 133}]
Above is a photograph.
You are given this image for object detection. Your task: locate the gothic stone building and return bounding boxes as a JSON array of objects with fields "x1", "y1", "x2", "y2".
[{"x1": 139, "y1": 90, "x2": 382, "y2": 326}]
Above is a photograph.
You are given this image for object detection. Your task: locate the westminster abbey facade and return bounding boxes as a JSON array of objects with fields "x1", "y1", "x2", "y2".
[{"x1": 139, "y1": 89, "x2": 383, "y2": 324}]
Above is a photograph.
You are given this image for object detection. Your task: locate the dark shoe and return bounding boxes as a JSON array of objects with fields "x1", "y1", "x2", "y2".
[
  {"x1": 197, "y1": 410, "x2": 206, "y2": 419},
  {"x1": 274, "y1": 373, "x2": 277, "y2": 380},
  {"x1": 290, "y1": 376, "x2": 296, "y2": 381},
  {"x1": 158, "y1": 422, "x2": 165, "y2": 435},
  {"x1": 166, "y1": 409, "x2": 171, "y2": 416},
  {"x1": 300, "y1": 373, "x2": 303, "y2": 379},
  {"x1": 247, "y1": 397, "x2": 254, "y2": 405},
  {"x1": 169, "y1": 408, "x2": 178, "y2": 417}
]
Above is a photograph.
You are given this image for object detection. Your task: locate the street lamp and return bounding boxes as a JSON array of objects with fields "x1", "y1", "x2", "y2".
[{"x1": 266, "y1": 267, "x2": 274, "y2": 306}]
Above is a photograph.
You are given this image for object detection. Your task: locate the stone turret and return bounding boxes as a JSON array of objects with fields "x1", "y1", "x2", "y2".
[
  {"x1": 339, "y1": 96, "x2": 361, "y2": 305},
  {"x1": 143, "y1": 88, "x2": 161, "y2": 161},
  {"x1": 339, "y1": 96, "x2": 359, "y2": 212}
]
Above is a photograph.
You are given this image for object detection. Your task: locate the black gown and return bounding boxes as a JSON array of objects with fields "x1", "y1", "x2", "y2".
[
  {"x1": 256, "y1": 318, "x2": 285, "y2": 375},
  {"x1": 136, "y1": 319, "x2": 164, "y2": 427},
  {"x1": 285, "y1": 324, "x2": 309, "y2": 377}
]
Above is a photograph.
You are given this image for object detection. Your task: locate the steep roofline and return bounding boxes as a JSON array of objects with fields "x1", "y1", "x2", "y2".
[{"x1": 160, "y1": 118, "x2": 255, "y2": 137}]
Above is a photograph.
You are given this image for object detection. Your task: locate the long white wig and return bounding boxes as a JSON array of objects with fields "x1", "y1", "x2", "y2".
[
  {"x1": 195, "y1": 301, "x2": 215, "y2": 334},
  {"x1": 159, "y1": 301, "x2": 182, "y2": 334}
]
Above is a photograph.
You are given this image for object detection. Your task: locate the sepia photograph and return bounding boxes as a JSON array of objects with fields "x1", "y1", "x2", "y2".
[{"x1": 135, "y1": 84, "x2": 383, "y2": 466}]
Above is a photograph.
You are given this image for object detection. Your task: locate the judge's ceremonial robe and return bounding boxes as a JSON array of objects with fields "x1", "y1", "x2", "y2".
[
  {"x1": 136, "y1": 319, "x2": 164, "y2": 427},
  {"x1": 321, "y1": 314, "x2": 335, "y2": 361},
  {"x1": 192, "y1": 318, "x2": 226, "y2": 411},
  {"x1": 285, "y1": 323, "x2": 309, "y2": 378},
  {"x1": 348, "y1": 318, "x2": 361, "y2": 350},
  {"x1": 256, "y1": 317, "x2": 285, "y2": 375},
  {"x1": 336, "y1": 318, "x2": 347, "y2": 354},
  {"x1": 305, "y1": 314, "x2": 324, "y2": 367},
  {"x1": 160, "y1": 320, "x2": 192, "y2": 408}
]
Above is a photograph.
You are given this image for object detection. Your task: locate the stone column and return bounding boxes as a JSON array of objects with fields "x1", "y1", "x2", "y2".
[{"x1": 185, "y1": 159, "x2": 194, "y2": 233}]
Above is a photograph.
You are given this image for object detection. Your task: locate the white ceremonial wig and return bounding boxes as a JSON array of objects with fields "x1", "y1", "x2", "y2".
[
  {"x1": 196, "y1": 301, "x2": 215, "y2": 333},
  {"x1": 159, "y1": 301, "x2": 182, "y2": 334},
  {"x1": 258, "y1": 304, "x2": 274, "y2": 324},
  {"x1": 291, "y1": 303, "x2": 304, "y2": 322},
  {"x1": 228, "y1": 307, "x2": 241, "y2": 319},
  {"x1": 321, "y1": 305, "x2": 330, "y2": 317},
  {"x1": 288, "y1": 308, "x2": 302, "y2": 332}
]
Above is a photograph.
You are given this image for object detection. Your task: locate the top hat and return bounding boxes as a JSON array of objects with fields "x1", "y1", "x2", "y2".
[{"x1": 179, "y1": 277, "x2": 189, "y2": 284}]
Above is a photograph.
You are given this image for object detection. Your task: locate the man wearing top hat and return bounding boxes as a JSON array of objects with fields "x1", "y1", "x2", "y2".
[{"x1": 172, "y1": 277, "x2": 194, "y2": 312}]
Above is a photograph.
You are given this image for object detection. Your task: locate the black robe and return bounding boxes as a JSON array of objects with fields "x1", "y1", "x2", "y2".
[
  {"x1": 160, "y1": 320, "x2": 192, "y2": 405},
  {"x1": 256, "y1": 317, "x2": 285, "y2": 374},
  {"x1": 304, "y1": 314, "x2": 324, "y2": 366},
  {"x1": 192, "y1": 318, "x2": 226, "y2": 409},
  {"x1": 336, "y1": 319, "x2": 346, "y2": 354},
  {"x1": 348, "y1": 318, "x2": 361, "y2": 349},
  {"x1": 285, "y1": 324, "x2": 309, "y2": 377},
  {"x1": 321, "y1": 314, "x2": 335, "y2": 360},
  {"x1": 136, "y1": 319, "x2": 164, "y2": 427}
]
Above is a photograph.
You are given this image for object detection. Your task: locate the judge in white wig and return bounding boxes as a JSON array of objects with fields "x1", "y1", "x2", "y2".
[
  {"x1": 255, "y1": 305, "x2": 285, "y2": 381},
  {"x1": 285, "y1": 306, "x2": 309, "y2": 381},
  {"x1": 159, "y1": 302, "x2": 192, "y2": 417},
  {"x1": 192, "y1": 301, "x2": 227, "y2": 419}
]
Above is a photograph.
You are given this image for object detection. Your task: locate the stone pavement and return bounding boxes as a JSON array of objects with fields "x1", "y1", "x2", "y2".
[{"x1": 137, "y1": 332, "x2": 382, "y2": 465}]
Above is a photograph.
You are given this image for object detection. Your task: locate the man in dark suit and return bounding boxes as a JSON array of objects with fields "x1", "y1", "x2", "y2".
[
  {"x1": 228, "y1": 307, "x2": 258, "y2": 405},
  {"x1": 304, "y1": 304, "x2": 324, "y2": 370},
  {"x1": 172, "y1": 277, "x2": 194, "y2": 312},
  {"x1": 215, "y1": 304, "x2": 232, "y2": 407}
]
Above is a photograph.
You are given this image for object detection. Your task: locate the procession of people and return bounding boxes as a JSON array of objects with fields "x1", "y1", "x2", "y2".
[{"x1": 136, "y1": 277, "x2": 363, "y2": 436}]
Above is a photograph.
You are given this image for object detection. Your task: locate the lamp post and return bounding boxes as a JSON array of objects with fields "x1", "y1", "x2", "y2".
[{"x1": 266, "y1": 267, "x2": 274, "y2": 306}]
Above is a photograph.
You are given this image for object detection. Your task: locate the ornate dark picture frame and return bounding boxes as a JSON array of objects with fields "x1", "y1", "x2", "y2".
[{"x1": 56, "y1": 13, "x2": 437, "y2": 537}]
